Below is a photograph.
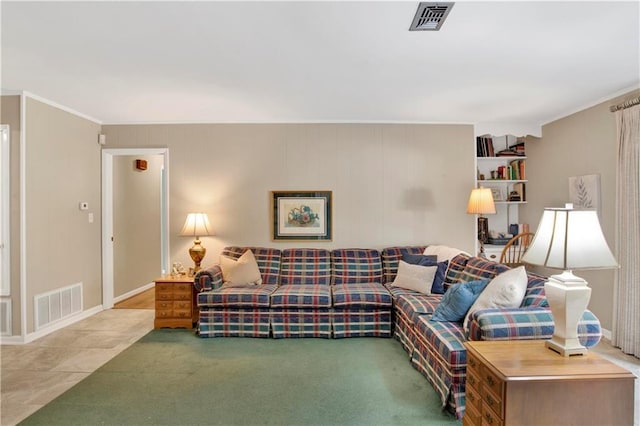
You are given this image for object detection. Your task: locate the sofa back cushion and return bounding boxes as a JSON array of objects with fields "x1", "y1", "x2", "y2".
[
  {"x1": 381, "y1": 246, "x2": 428, "y2": 285},
  {"x1": 444, "y1": 253, "x2": 471, "y2": 286},
  {"x1": 280, "y1": 248, "x2": 331, "y2": 285},
  {"x1": 522, "y1": 272, "x2": 549, "y2": 308},
  {"x1": 221, "y1": 247, "x2": 281, "y2": 285},
  {"x1": 457, "y1": 257, "x2": 504, "y2": 283},
  {"x1": 331, "y1": 249, "x2": 382, "y2": 285}
]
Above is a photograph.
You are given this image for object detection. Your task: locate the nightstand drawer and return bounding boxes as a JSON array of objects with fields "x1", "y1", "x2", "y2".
[
  {"x1": 481, "y1": 386, "x2": 503, "y2": 420},
  {"x1": 173, "y1": 308, "x2": 192, "y2": 318},
  {"x1": 465, "y1": 381, "x2": 481, "y2": 411},
  {"x1": 462, "y1": 394, "x2": 481, "y2": 426},
  {"x1": 466, "y1": 365, "x2": 480, "y2": 390},
  {"x1": 155, "y1": 308, "x2": 174, "y2": 318},
  {"x1": 173, "y1": 283, "x2": 192, "y2": 293},
  {"x1": 155, "y1": 300, "x2": 174, "y2": 310},
  {"x1": 481, "y1": 366, "x2": 503, "y2": 400},
  {"x1": 156, "y1": 291, "x2": 174, "y2": 301},
  {"x1": 481, "y1": 403, "x2": 504, "y2": 426}
]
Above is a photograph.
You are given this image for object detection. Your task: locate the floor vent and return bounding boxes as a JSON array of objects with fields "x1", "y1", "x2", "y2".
[
  {"x1": 0, "y1": 298, "x2": 10, "y2": 336},
  {"x1": 34, "y1": 283, "x2": 83, "y2": 331},
  {"x1": 410, "y1": 2, "x2": 455, "y2": 31}
]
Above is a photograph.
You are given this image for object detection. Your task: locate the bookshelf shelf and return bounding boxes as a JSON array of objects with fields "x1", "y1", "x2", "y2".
[{"x1": 479, "y1": 179, "x2": 527, "y2": 184}]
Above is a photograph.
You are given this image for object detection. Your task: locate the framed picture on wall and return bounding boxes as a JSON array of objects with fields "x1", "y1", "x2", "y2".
[
  {"x1": 569, "y1": 174, "x2": 601, "y2": 215},
  {"x1": 271, "y1": 191, "x2": 332, "y2": 241}
]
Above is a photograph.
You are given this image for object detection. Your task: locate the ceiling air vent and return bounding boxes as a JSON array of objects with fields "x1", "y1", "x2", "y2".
[{"x1": 409, "y1": 2, "x2": 454, "y2": 31}]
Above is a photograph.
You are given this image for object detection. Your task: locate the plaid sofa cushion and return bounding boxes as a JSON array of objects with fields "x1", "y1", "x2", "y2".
[
  {"x1": 521, "y1": 272, "x2": 549, "y2": 308},
  {"x1": 444, "y1": 253, "x2": 471, "y2": 286},
  {"x1": 331, "y1": 249, "x2": 382, "y2": 285},
  {"x1": 381, "y1": 246, "x2": 428, "y2": 285},
  {"x1": 467, "y1": 307, "x2": 602, "y2": 347},
  {"x1": 197, "y1": 284, "x2": 278, "y2": 308},
  {"x1": 271, "y1": 285, "x2": 332, "y2": 308},
  {"x1": 332, "y1": 283, "x2": 392, "y2": 308},
  {"x1": 222, "y1": 247, "x2": 281, "y2": 285},
  {"x1": 395, "y1": 293, "x2": 442, "y2": 323},
  {"x1": 280, "y1": 248, "x2": 331, "y2": 285},
  {"x1": 457, "y1": 257, "x2": 502, "y2": 283},
  {"x1": 387, "y1": 285, "x2": 422, "y2": 300}
]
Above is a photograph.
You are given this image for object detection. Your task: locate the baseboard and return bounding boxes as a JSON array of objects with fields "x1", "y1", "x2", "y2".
[
  {"x1": 0, "y1": 305, "x2": 104, "y2": 345},
  {"x1": 601, "y1": 328, "x2": 612, "y2": 341},
  {"x1": 113, "y1": 282, "x2": 155, "y2": 304}
]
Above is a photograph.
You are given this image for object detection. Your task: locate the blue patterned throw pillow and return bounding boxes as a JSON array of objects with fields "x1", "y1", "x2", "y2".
[{"x1": 431, "y1": 279, "x2": 489, "y2": 322}]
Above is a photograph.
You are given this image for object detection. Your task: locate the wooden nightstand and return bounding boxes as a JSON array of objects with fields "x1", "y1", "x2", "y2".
[
  {"x1": 463, "y1": 340, "x2": 635, "y2": 426},
  {"x1": 154, "y1": 275, "x2": 196, "y2": 329}
]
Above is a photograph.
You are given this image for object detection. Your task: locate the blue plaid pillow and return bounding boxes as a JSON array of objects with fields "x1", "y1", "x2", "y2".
[{"x1": 431, "y1": 279, "x2": 489, "y2": 322}]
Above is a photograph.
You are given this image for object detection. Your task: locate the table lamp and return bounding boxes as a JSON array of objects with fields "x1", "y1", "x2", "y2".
[
  {"x1": 180, "y1": 213, "x2": 214, "y2": 272},
  {"x1": 521, "y1": 204, "x2": 617, "y2": 356},
  {"x1": 466, "y1": 187, "x2": 496, "y2": 257}
]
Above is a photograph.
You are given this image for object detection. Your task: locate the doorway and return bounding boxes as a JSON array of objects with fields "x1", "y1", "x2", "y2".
[{"x1": 101, "y1": 148, "x2": 169, "y2": 309}]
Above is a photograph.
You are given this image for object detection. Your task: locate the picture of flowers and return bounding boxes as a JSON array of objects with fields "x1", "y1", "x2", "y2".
[{"x1": 271, "y1": 191, "x2": 332, "y2": 240}]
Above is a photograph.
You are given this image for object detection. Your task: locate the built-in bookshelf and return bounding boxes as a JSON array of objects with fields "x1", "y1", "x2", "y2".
[{"x1": 475, "y1": 134, "x2": 529, "y2": 259}]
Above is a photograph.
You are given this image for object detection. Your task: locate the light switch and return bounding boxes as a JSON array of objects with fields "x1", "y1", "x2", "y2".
[{"x1": 88, "y1": 213, "x2": 94, "y2": 223}]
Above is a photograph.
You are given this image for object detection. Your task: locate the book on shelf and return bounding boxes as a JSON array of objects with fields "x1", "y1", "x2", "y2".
[
  {"x1": 508, "y1": 159, "x2": 525, "y2": 180},
  {"x1": 476, "y1": 135, "x2": 495, "y2": 157}
]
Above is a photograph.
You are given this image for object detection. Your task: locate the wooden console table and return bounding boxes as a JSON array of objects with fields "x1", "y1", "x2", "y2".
[
  {"x1": 154, "y1": 275, "x2": 197, "y2": 329},
  {"x1": 464, "y1": 340, "x2": 635, "y2": 426}
]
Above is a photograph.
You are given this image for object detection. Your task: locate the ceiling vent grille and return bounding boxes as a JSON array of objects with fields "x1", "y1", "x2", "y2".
[{"x1": 410, "y1": 2, "x2": 454, "y2": 31}]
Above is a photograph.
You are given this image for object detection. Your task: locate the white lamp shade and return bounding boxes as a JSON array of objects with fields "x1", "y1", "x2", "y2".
[
  {"x1": 522, "y1": 208, "x2": 617, "y2": 270},
  {"x1": 466, "y1": 187, "x2": 496, "y2": 215},
  {"x1": 180, "y1": 213, "x2": 214, "y2": 237}
]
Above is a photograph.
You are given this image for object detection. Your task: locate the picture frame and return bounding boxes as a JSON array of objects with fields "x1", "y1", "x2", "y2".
[
  {"x1": 489, "y1": 187, "x2": 503, "y2": 201},
  {"x1": 271, "y1": 191, "x2": 332, "y2": 241},
  {"x1": 569, "y1": 174, "x2": 601, "y2": 215}
]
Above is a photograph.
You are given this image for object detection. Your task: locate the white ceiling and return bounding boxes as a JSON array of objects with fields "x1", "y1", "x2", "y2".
[{"x1": 2, "y1": 1, "x2": 639, "y2": 130}]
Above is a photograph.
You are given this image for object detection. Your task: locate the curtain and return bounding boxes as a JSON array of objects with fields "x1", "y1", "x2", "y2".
[{"x1": 612, "y1": 103, "x2": 640, "y2": 357}]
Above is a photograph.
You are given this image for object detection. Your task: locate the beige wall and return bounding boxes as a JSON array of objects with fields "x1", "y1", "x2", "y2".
[
  {"x1": 102, "y1": 123, "x2": 477, "y2": 268},
  {"x1": 24, "y1": 98, "x2": 102, "y2": 333},
  {"x1": 522, "y1": 89, "x2": 640, "y2": 331},
  {"x1": 1, "y1": 95, "x2": 22, "y2": 335},
  {"x1": 113, "y1": 155, "x2": 163, "y2": 297}
]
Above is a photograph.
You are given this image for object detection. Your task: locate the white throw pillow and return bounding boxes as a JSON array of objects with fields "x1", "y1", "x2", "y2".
[
  {"x1": 423, "y1": 245, "x2": 470, "y2": 262},
  {"x1": 219, "y1": 250, "x2": 263, "y2": 286},
  {"x1": 391, "y1": 260, "x2": 437, "y2": 295},
  {"x1": 463, "y1": 266, "x2": 528, "y2": 331}
]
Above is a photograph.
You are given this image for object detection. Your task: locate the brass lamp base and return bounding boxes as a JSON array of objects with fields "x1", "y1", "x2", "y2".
[{"x1": 188, "y1": 237, "x2": 207, "y2": 272}]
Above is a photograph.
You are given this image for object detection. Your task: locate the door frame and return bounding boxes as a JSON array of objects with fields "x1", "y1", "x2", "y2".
[
  {"x1": 0, "y1": 125, "x2": 10, "y2": 297},
  {"x1": 101, "y1": 148, "x2": 169, "y2": 309}
]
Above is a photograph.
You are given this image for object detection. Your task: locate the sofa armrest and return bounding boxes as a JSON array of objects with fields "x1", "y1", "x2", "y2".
[
  {"x1": 467, "y1": 307, "x2": 602, "y2": 348},
  {"x1": 194, "y1": 265, "x2": 223, "y2": 292}
]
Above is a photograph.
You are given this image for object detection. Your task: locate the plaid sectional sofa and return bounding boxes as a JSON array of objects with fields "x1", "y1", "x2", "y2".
[{"x1": 193, "y1": 245, "x2": 603, "y2": 420}]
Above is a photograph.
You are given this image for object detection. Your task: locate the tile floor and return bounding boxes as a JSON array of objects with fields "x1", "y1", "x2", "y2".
[
  {"x1": 1, "y1": 309, "x2": 639, "y2": 426},
  {"x1": 1, "y1": 309, "x2": 155, "y2": 426}
]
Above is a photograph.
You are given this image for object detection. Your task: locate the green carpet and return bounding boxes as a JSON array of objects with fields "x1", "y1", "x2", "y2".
[{"x1": 21, "y1": 330, "x2": 460, "y2": 425}]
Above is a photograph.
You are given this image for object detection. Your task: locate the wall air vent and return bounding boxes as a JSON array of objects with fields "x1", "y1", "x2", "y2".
[{"x1": 410, "y1": 2, "x2": 454, "y2": 31}]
